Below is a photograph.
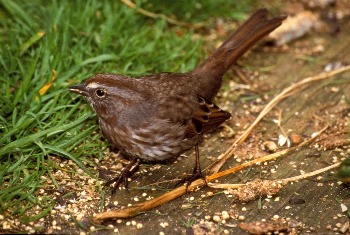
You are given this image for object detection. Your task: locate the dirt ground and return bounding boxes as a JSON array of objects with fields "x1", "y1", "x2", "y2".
[{"x1": 1, "y1": 2, "x2": 350, "y2": 235}]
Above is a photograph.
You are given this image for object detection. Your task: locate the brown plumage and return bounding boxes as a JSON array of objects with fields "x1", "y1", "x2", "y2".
[{"x1": 69, "y1": 9, "x2": 286, "y2": 192}]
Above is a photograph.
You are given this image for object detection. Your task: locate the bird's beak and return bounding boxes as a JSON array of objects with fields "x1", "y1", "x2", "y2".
[{"x1": 69, "y1": 84, "x2": 88, "y2": 96}]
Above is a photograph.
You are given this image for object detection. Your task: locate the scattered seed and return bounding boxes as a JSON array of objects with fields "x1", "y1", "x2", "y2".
[
  {"x1": 222, "y1": 211, "x2": 229, "y2": 220},
  {"x1": 136, "y1": 223, "x2": 143, "y2": 229},
  {"x1": 341, "y1": 203, "x2": 348, "y2": 212},
  {"x1": 213, "y1": 215, "x2": 221, "y2": 222}
]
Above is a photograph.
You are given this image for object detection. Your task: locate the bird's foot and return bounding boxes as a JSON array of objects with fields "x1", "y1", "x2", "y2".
[
  {"x1": 104, "y1": 159, "x2": 140, "y2": 194},
  {"x1": 176, "y1": 168, "x2": 206, "y2": 191}
]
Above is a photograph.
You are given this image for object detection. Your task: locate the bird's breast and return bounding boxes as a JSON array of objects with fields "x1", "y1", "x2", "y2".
[{"x1": 99, "y1": 119, "x2": 198, "y2": 162}]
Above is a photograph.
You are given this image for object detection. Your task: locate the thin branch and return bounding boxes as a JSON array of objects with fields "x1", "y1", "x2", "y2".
[{"x1": 282, "y1": 162, "x2": 340, "y2": 183}]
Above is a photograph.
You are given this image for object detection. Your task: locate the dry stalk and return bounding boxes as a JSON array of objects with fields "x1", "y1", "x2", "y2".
[
  {"x1": 209, "y1": 162, "x2": 340, "y2": 190},
  {"x1": 121, "y1": 0, "x2": 206, "y2": 28}
]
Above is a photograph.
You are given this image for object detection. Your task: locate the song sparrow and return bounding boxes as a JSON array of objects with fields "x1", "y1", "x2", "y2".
[{"x1": 69, "y1": 9, "x2": 286, "y2": 192}]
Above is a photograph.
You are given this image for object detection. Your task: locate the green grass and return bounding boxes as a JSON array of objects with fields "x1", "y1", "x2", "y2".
[{"x1": 0, "y1": 0, "x2": 260, "y2": 225}]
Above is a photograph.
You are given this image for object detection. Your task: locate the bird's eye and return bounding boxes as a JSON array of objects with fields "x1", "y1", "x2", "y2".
[{"x1": 95, "y1": 89, "x2": 105, "y2": 97}]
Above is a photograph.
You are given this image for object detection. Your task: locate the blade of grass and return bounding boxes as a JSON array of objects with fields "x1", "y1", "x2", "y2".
[{"x1": 0, "y1": 114, "x2": 92, "y2": 156}]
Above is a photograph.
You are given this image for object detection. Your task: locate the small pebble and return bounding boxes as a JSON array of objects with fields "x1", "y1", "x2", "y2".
[{"x1": 290, "y1": 134, "x2": 301, "y2": 145}]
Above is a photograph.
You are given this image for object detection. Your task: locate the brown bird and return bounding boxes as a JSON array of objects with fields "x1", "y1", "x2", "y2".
[{"x1": 69, "y1": 9, "x2": 286, "y2": 193}]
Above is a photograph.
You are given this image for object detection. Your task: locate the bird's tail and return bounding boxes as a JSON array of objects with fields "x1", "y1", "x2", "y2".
[{"x1": 191, "y1": 9, "x2": 286, "y2": 100}]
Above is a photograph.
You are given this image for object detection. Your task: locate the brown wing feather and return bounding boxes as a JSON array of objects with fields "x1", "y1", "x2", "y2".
[{"x1": 186, "y1": 97, "x2": 231, "y2": 137}]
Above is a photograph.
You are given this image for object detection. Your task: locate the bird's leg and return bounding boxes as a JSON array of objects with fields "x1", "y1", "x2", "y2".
[
  {"x1": 105, "y1": 158, "x2": 141, "y2": 194},
  {"x1": 176, "y1": 144, "x2": 206, "y2": 189},
  {"x1": 192, "y1": 144, "x2": 204, "y2": 180}
]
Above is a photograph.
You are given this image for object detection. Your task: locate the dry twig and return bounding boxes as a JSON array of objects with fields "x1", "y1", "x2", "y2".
[{"x1": 121, "y1": 0, "x2": 206, "y2": 28}]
